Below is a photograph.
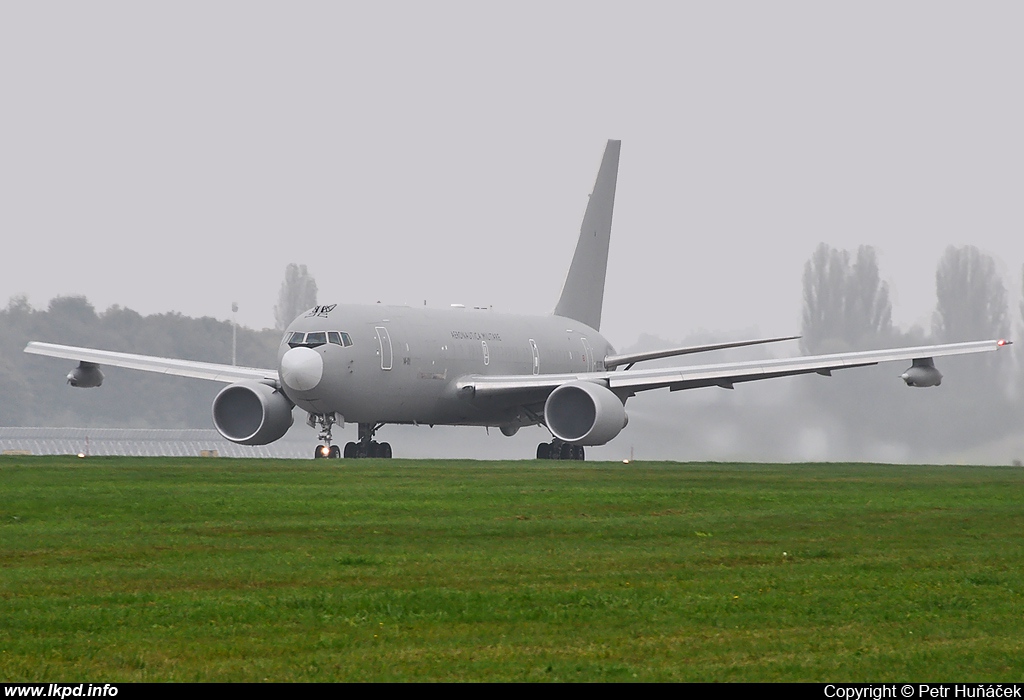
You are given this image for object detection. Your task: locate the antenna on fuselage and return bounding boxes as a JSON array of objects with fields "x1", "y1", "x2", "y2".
[{"x1": 553, "y1": 139, "x2": 620, "y2": 332}]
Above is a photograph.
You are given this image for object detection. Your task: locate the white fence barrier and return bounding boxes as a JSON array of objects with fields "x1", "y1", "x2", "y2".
[{"x1": 0, "y1": 427, "x2": 307, "y2": 459}]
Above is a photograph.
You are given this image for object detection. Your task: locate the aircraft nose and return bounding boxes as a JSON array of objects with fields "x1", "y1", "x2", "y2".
[{"x1": 280, "y1": 346, "x2": 323, "y2": 391}]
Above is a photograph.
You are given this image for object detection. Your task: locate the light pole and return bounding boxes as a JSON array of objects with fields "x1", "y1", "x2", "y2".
[{"x1": 231, "y1": 302, "x2": 238, "y2": 366}]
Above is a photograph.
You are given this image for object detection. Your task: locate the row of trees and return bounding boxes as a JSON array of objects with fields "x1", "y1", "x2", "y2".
[
  {"x1": 801, "y1": 243, "x2": 1012, "y2": 353},
  {"x1": 0, "y1": 263, "x2": 319, "y2": 428},
  {"x1": 793, "y1": 242, "x2": 1020, "y2": 462}
]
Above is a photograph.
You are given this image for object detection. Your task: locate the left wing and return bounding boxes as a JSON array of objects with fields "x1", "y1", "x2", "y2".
[
  {"x1": 457, "y1": 339, "x2": 1011, "y2": 401},
  {"x1": 24, "y1": 342, "x2": 279, "y2": 384}
]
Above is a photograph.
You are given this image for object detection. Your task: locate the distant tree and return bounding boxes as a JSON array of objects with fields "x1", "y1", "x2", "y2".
[
  {"x1": 47, "y1": 295, "x2": 97, "y2": 319},
  {"x1": 932, "y1": 246, "x2": 1007, "y2": 342},
  {"x1": 274, "y1": 264, "x2": 318, "y2": 331},
  {"x1": 801, "y1": 243, "x2": 892, "y2": 353},
  {"x1": 6, "y1": 294, "x2": 32, "y2": 316}
]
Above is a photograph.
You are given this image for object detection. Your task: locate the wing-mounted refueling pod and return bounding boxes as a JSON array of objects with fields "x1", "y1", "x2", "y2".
[
  {"x1": 67, "y1": 361, "x2": 104, "y2": 388},
  {"x1": 899, "y1": 340, "x2": 1014, "y2": 387},
  {"x1": 900, "y1": 357, "x2": 942, "y2": 387}
]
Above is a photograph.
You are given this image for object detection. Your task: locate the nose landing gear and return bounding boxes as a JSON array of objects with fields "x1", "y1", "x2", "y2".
[
  {"x1": 315, "y1": 444, "x2": 341, "y2": 459},
  {"x1": 310, "y1": 412, "x2": 341, "y2": 459}
]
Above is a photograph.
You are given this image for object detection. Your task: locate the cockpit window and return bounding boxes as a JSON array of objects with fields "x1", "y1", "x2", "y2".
[
  {"x1": 305, "y1": 332, "x2": 327, "y2": 347},
  {"x1": 288, "y1": 331, "x2": 353, "y2": 349}
]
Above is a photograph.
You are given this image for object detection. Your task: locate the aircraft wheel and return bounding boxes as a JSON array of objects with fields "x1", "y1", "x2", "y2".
[
  {"x1": 559, "y1": 443, "x2": 574, "y2": 460},
  {"x1": 367, "y1": 441, "x2": 379, "y2": 458},
  {"x1": 574, "y1": 445, "x2": 585, "y2": 461},
  {"x1": 329, "y1": 445, "x2": 341, "y2": 459},
  {"x1": 314, "y1": 445, "x2": 326, "y2": 459},
  {"x1": 536, "y1": 443, "x2": 550, "y2": 460},
  {"x1": 380, "y1": 442, "x2": 392, "y2": 459},
  {"x1": 344, "y1": 442, "x2": 356, "y2": 459}
]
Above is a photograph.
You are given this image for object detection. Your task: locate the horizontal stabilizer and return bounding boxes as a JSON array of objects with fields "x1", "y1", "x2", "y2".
[{"x1": 604, "y1": 335, "x2": 800, "y2": 370}]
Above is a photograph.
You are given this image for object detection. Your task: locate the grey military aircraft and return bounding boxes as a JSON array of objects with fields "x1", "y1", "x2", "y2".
[{"x1": 26, "y1": 140, "x2": 1012, "y2": 460}]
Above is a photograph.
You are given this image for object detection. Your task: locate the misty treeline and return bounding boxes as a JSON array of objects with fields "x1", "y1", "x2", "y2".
[
  {"x1": 0, "y1": 295, "x2": 282, "y2": 428},
  {"x1": 801, "y1": 243, "x2": 1009, "y2": 352},
  {"x1": 0, "y1": 262, "x2": 317, "y2": 428},
  {"x1": 275, "y1": 263, "x2": 317, "y2": 331},
  {"x1": 619, "y1": 244, "x2": 1022, "y2": 464}
]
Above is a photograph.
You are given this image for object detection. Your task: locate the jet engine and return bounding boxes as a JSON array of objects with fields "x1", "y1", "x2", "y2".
[
  {"x1": 67, "y1": 361, "x2": 104, "y2": 388},
  {"x1": 212, "y1": 381, "x2": 295, "y2": 445},
  {"x1": 544, "y1": 381, "x2": 628, "y2": 445},
  {"x1": 900, "y1": 358, "x2": 942, "y2": 387}
]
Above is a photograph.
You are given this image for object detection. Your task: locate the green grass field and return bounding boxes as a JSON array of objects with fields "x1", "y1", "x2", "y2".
[{"x1": 1, "y1": 456, "x2": 1022, "y2": 682}]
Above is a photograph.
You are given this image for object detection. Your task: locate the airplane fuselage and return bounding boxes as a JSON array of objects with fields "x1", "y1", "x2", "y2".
[{"x1": 278, "y1": 304, "x2": 615, "y2": 428}]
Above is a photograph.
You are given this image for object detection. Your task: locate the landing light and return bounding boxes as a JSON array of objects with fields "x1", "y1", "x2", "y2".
[{"x1": 320, "y1": 445, "x2": 330, "y2": 457}]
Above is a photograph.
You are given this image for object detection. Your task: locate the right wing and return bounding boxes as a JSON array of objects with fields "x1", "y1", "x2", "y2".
[
  {"x1": 457, "y1": 339, "x2": 1011, "y2": 402},
  {"x1": 603, "y1": 334, "x2": 800, "y2": 370},
  {"x1": 24, "y1": 342, "x2": 279, "y2": 384}
]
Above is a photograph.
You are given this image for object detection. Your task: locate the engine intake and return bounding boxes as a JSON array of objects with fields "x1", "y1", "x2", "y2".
[
  {"x1": 544, "y1": 381, "x2": 627, "y2": 445},
  {"x1": 212, "y1": 381, "x2": 295, "y2": 445}
]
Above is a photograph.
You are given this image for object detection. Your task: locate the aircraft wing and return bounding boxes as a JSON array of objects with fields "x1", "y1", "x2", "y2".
[
  {"x1": 602, "y1": 334, "x2": 800, "y2": 370},
  {"x1": 457, "y1": 339, "x2": 1011, "y2": 401},
  {"x1": 24, "y1": 342, "x2": 279, "y2": 384}
]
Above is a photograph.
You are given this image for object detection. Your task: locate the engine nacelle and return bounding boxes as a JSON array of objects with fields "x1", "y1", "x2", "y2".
[
  {"x1": 212, "y1": 381, "x2": 295, "y2": 445},
  {"x1": 901, "y1": 358, "x2": 942, "y2": 387},
  {"x1": 67, "y1": 362, "x2": 103, "y2": 388},
  {"x1": 544, "y1": 381, "x2": 628, "y2": 446}
]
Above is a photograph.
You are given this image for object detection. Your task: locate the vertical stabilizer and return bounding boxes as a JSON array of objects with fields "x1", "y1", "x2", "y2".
[{"x1": 553, "y1": 140, "x2": 620, "y2": 331}]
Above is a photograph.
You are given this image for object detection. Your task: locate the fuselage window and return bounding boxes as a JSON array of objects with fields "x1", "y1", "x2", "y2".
[
  {"x1": 328, "y1": 331, "x2": 343, "y2": 346},
  {"x1": 305, "y1": 332, "x2": 327, "y2": 347},
  {"x1": 341, "y1": 332, "x2": 353, "y2": 347},
  {"x1": 286, "y1": 332, "x2": 305, "y2": 347}
]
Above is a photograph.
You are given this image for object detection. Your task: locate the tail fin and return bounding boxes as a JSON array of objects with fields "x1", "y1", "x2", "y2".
[{"x1": 554, "y1": 139, "x2": 620, "y2": 331}]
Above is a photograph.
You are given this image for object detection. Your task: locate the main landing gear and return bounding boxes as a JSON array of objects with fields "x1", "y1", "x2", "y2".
[
  {"x1": 344, "y1": 423, "x2": 392, "y2": 459},
  {"x1": 536, "y1": 440, "x2": 585, "y2": 461},
  {"x1": 310, "y1": 415, "x2": 392, "y2": 460}
]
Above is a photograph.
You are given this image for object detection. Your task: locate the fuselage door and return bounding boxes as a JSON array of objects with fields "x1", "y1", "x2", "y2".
[
  {"x1": 375, "y1": 326, "x2": 393, "y2": 371},
  {"x1": 581, "y1": 337, "x2": 595, "y2": 372},
  {"x1": 529, "y1": 339, "x2": 540, "y2": 375}
]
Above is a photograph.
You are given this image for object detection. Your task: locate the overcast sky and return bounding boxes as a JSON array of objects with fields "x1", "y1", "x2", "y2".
[{"x1": 3, "y1": 2, "x2": 1022, "y2": 350}]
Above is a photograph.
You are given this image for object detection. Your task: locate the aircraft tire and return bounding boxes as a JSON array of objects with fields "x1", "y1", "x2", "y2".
[
  {"x1": 329, "y1": 445, "x2": 341, "y2": 459},
  {"x1": 560, "y1": 443, "x2": 574, "y2": 460},
  {"x1": 344, "y1": 442, "x2": 356, "y2": 459},
  {"x1": 380, "y1": 442, "x2": 392, "y2": 459},
  {"x1": 575, "y1": 446, "x2": 585, "y2": 461},
  {"x1": 367, "y1": 441, "x2": 379, "y2": 458},
  {"x1": 314, "y1": 445, "x2": 325, "y2": 459},
  {"x1": 536, "y1": 443, "x2": 550, "y2": 460}
]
